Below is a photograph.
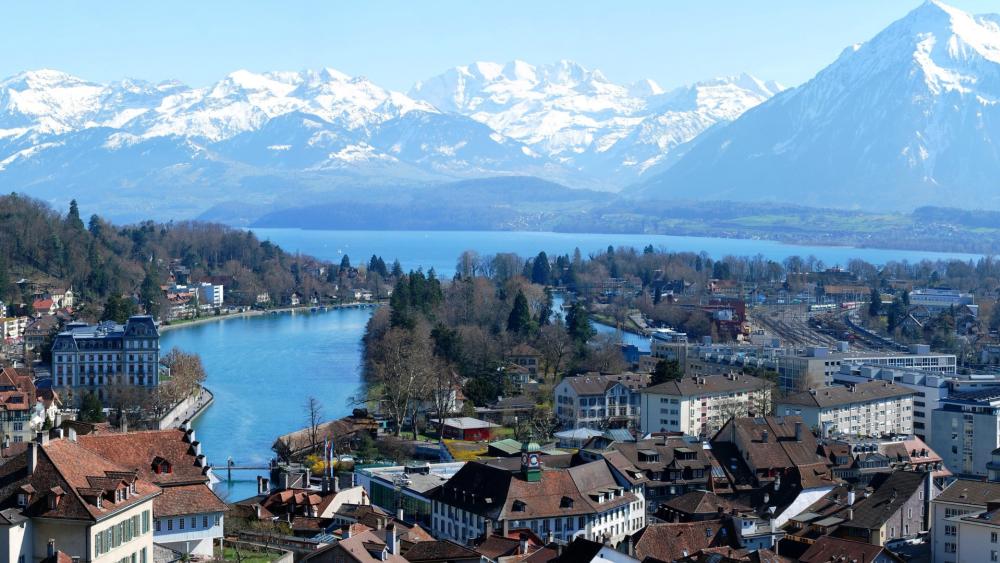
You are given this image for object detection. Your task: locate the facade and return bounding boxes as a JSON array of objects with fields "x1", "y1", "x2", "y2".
[
  {"x1": 508, "y1": 344, "x2": 541, "y2": 376},
  {"x1": 951, "y1": 501, "x2": 1000, "y2": 563},
  {"x1": 834, "y1": 470, "x2": 929, "y2": 545},
  {"x1": 688, "y1": 343, "x2": 957, "y2": 393},
  {"x1": 931, "y1": 388, "x2": 1000, "y2": 478},
  {"x1": 639, "y1": 373, "x2": 772, "y2": 437},
  {"x1": 776, "y1": 381, "x2": 915, "y2": 437},
  {"x1": 931, "y1": 479, "x2": 1000, "y2": 563},
  {"x1": 197, "y1": 282, "x2": 224, "y2": 308},
  {"x1": 430, "y1": 446, "x2": 646, "y2": 545},
  {"x1": 0, "y1": 367, "x2": 39, "y2": 445},
  {"x1": 51, "y1": 316, "x2": 160, "y2": 395},
  {"x1": 554, "y1": 373, "x2": 650, "y2": 430},
  {"x1": 0, "y1": 435, "x2": 158, "y2": 563},
  {"x1": 582, "y1": 437, "x2": 715, "y2": 504}
]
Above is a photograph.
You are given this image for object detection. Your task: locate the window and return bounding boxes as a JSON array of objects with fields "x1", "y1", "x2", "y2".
[
  {"x1": 992, "y1": 551, "x2": 999, "y2": 562},
  {"x1": 155, "y1": 520, "x2": 161, "y2": 532},
  {"x1": 993, "y1": 531, "x2": 998, "y2": 543},
  {"x1": 191, "y1": 517, "x2": 197, "y2": 529},
  {"x1": 167, "y1": 519, "x2": 173, "y2": 531},
  {"x1": 204, "y1": 516, "x2": 209, "y2": 528}
]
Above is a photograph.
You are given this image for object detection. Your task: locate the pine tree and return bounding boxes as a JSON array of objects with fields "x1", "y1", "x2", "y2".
[
  {"x1": 80, "y1": 392, "x2": 106, "y2": 423},
  {"x1": 566, "y1": 302, "x2": 595, "y2": 347},
  {"x1": 140, "y1": 266, "x2": 161, "y2": 318},
  {"x1": 868, "y1": 287, "x2": 882, "y2": 317},
  {"x1": 531, "y1": 251, "x2": 551, "y2": 285},
  {"x1": 507, "y1": 290, "x2": 533, "y2": 334},
  {"x1": 67, "y1": 199, "x2": 85, "y2": 231},
  {"x1": 340, "y1": 255, "x2": 351, "y2": 270}
]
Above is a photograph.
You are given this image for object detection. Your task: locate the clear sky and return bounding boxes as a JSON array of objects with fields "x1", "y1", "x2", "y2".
[{"x1": 0, "y1": 0, "x2": 993, "y2": 91}]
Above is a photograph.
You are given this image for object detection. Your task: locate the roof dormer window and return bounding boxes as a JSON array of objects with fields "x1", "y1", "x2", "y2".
[
  {"x1": 17, "y1": 493, "x2": 27, "y2": 507},
  {"x1": 152, "y1": 457, "x2": 172, "y2": 474},
  {"x1": 512, "y1": 500, "x2": 526, "y2": 512},
  {"x1": 560, "y1": 496, "x2": 574, "y2": 509}
]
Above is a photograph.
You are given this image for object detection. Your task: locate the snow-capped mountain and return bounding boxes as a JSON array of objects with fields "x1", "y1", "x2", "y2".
[
  {"x1": 632, "y1": 0, "x2": 1000, "y2": 209},
  {"x1": 0, "y1": 60, "x2": 780, "y2": 218},
  {"x1": 409, "y1": 60, "x2": 781, "y2": 181}
]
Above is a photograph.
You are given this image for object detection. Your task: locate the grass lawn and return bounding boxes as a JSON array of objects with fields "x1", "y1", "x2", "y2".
[{"x1": 215, "y1": 546, "x2": 283, "y2": 562}]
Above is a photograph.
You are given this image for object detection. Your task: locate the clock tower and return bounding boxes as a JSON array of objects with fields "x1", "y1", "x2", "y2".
[{"x1": 520, "y1": 441, "x2": 541, "y2": 482}]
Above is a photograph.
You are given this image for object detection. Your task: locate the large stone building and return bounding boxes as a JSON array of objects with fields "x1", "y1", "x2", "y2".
[
  {"x1": 639, "y1": 373, "x2": 772, "y2": 437},
  {"x1": 430, "y1": 444, "x2": 646, "y2": 545},
  {"x1": 51, "y1": 316, "x2": 160, "y2": 397},
  {"x1": 554, "y1": 373, "x2": 649, "y2": 430},
  {"x1": 776, "y1": 381, "x2": 915, "y2": 437}
]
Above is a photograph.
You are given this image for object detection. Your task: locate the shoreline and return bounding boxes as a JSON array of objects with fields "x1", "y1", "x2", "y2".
[{"x1": 158, "y1": 302, "x2": 382, "y2": 333}]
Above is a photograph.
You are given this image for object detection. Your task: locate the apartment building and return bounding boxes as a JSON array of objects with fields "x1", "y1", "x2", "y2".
[
  {"x1": 776, "y1": 381, "x2": 915, "y2": 437},
  {"x1": 51, "y1": 315, "x2": 160, "y2": 394},
  {"x1": 931, "y1": 388, "x2": 1000, "y2": 478},
  {"x1": 554, "y1": 373, "x2": 649, "y2": 430},
  {"x1": 638, "y1": 373, "x2": 772, "y2": 438},
  {"x1": 688, "y1": 343, "x2": 956, "y2": 393},
  {"x1": 931, "y1": 479, "x2": 1000, "y2": 563},
  {"x1": 0, "y1": 367, "x2": 40, "y2": 445}
]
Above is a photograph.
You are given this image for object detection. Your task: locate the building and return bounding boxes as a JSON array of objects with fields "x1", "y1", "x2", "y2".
[
  {"x1": 554, "y1": 373, "x2": 650, "y2": 430},
  {"x1": 835, "y1": 363, "x2": 1000, "y2": 444},
  {"x1": 0, "y1": 367, "x2": 38, "y2": 445},
  {"x1": 508, "y1": 344, "x2": 541, "y2": 376},
  {"x1": 0, "y1": 434, "x2": 158, "y2": 563},
  {"x1": 776, "y1": 381, "x2": 915, "y2": 437},
  {"x1": 303, "y1": 526, "x2": 408, "y2": 563},
  {"x1": 821, "y1": 435, "x2": 948, "y2": 486},
  {"x1": 910, "y1": 288, "x2": 975, "y2": 313},
  {"x1": 931, "y1": 479, "x2": 1000, "y2": 563},
  {"x1": 689, "y1": 343, "x2": 957, "y2": 393},
  {"x1": 430, "y1": 444, "x2": 646, "y2": 545},
  {"x1": 50, "y1": 316, "x2": 160, "y2": 396},
  {"x1": 639, "y1": 373, "x2": 772, "y2": 438},
  {"x1": 197, "y1": 282, "x2": 224, "y2": 308},
  {"x1": 950, "y1": 500, "x2": 1000, "y2": 563},
  {"x1": 271, "y1": 409, "x2": 379, "y2": 460},
  {"x1": 438, "y1": 417, "x2": 498, "y2": 441},
  {"x1": 931, "y1": 388, "x2": 1000, "y2": 478},
  {"x1": 74, "y1": 426, "x2": 227, "y2": 558},
  {"x1": 645, "y1": 329, "x2": 689, "y2": 371},
  {"x1": 355, "y1": 462, "x2": 465, "y2": 527},
  {"x1": 834, "y1": 470, "x2": 930, "y2": 545}
]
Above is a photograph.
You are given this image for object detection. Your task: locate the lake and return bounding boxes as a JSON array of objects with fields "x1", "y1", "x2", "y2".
[
  {"x1": 251, "y1": 228, "x2": 984, "y2": 277},
  {"x1": 160, "y1": 307, "x2": 373, "y2": 502}
]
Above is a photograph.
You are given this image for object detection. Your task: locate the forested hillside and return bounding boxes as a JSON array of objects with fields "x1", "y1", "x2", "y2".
[{"x1": 0, "y1": 193, "x2": 354, "y2": 318}]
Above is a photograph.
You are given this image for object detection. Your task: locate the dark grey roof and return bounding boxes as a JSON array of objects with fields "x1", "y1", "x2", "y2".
[
  {"x1": 780, "y1": 381, "x2": 913, "y2": 408},
  {"x1": 840, "y1": 471, "x2": 924, "y2": 530},
  {"x1": 642, "y1": 374, "x2": 770, "y2": 396}
]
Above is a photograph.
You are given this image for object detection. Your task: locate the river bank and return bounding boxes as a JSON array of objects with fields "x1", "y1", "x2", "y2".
[{"x1": 158, "y1": 302, "x2": 381, "y2": 333}]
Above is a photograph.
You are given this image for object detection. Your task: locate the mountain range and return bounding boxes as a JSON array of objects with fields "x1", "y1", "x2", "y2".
[{"x1": 1, "y1": 0, "x2": 999, "y2": 221}]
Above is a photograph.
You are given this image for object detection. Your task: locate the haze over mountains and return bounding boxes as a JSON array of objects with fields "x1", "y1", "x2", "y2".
[{"x1": 1, "y1": 0, "x2": 998, "y2": 222}]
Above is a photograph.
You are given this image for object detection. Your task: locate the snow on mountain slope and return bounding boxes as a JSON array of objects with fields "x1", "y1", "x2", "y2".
[
  {"x1": 632, "y1": 0, "x2": 1000, "y2": 209},
  {"x1": 409, "y1": 60, "x2": 781, "y2": 181}
]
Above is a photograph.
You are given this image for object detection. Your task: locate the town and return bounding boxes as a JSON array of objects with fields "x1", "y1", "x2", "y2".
[{"x1": 3, "y1": 200, "x2": 1000, "y2": 563}]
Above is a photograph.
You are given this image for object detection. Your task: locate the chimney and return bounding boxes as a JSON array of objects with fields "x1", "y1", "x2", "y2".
[
  {"x1": 28, "y1": 442, "x2": 38, "y2": 475},
  {"x1": 321, "y1": 475, "x2": 330, "y2": 494},
  {"x1": 485, "y1": 518, "x2": 493, "y2": 537},
  {"x1": 795, "y1": 421, "x2": 803, "y2": 442},
  {"x1": 847, "y1": 488, "x2": 856, "y2": 507},
  {"x1": 343, "y1": 524, "x2": 352, "y2": 539},
  {"x1": 761, "y1": 430, "x2": 769, "y2": 443},
  {"x1": 334, "y1": 472, "x2": 341, "y2": 493},
  {"x1": 257, "y1": 476, "x2": 267, "y2": 495},
  {"x1": 47, "y1": 539, "x2": 55, "y2": 557},
  {"x1": 774, "y1": 474, "x2": 781, "y2": 491},
  {"x1": 387, "y1": 524, "x2": 399, "y2": 555},
  {"x1": 626, "y1": 534, "x2": 635, "y2": 557},
  {"x1": 282, "y1": 472, "x2": 290, "y2": 491},
  {"x1": 67, "y1": 427, "x2": 76, "y2": 442},
  {"x1": 547, "y1": 531, "x2": 554, "y2": 545},
  {"x1": 397, "y1": 507, "x2": 405, "y2": 522},
  {"x1": 54, "y1": 428, "x2": 63, "y2": 440},
  {"x1": 37, "y1": 431, "x2": 49, "y2": 446},
  {"x1": 519, "y1": 532, "x2": 529, "y2": 555},
  {"x1": 847, "y1": 507, "x2": 853, "y2": 521}
]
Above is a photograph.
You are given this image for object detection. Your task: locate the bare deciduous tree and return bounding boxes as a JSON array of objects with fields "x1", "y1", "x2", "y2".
[{"x1": 305, "y1": 396, "x2": 324, "y2": 454}]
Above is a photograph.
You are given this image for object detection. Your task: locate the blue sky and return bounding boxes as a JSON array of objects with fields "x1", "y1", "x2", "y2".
[{"x1": 1, "y1": 1, "x2": 993, "y2": 91}]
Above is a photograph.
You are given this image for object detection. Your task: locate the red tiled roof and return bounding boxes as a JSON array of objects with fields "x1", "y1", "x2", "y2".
[
  {"x1": 76, "y1": 429, "x2": 209, "y2": 486},
  {"x1": 153, "y1": 483, "x2": 228, "y2": 517},
  {"x1": 632, "y1": 521, "x2": 734, "y2": 561},
  {"x1": 799, "y1": 536, "x2": 902, "y2": 563}
]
